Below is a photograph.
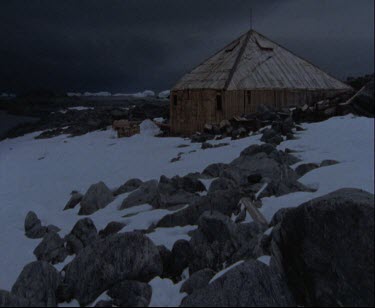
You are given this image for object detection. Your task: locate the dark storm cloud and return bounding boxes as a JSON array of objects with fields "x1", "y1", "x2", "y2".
[{"x1": 0, "y1": 0, "x2": 373, "y2": 94}]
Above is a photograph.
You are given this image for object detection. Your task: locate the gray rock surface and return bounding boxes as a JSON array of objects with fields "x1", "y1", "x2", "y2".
[
  {"x1": 65, "y1": 218, "x2": 98, "y2": 255},
  {"x1": 108, "y1": 280, "x2": 152, "y2": 307},
  {"x1": 180, "y1": 268, "x2": 216, "y2": 295},
  {"x1": 271, "y1": 188, "x2": 374, "y2": 307},
  {"x1": 120, "y1": 180, "x2": 159, "y2": 210},
  {"x1": 114, "y1": 178, "x2": 143, "y2": 196},
  {"x1": 295, "y1": 162, "x2": 319, "y2": 177},
  {"x1": 156, "y1": 189, "x2": 242, "y2": 228},
  {"x1": 0, "y1": 290, "x2": 29, "y2": 307},
  {"x1": 63, "y1": 192, "x2": 83, "y2": 211},
  {"x1": 98, "y1": 221, "x2": 126, "y2": 238},
  {"x1": 62, "y1": 232, "x2": 162, "y2": 306},
  {"x1": 33, "y1": 232, "x2": 68, "y2": 264},
  {"x1": 11, "y1": 261, "x2": 60, "y2": 307},
  {"x1": 24, "y1": 211, "x2": 47, "y2": 239},
  {"x1": 181, "y1": 260, "x2": 295, "y2": 307},
  {"x1": 79, "y1": 182, "x2": 114, "y2": 215}
]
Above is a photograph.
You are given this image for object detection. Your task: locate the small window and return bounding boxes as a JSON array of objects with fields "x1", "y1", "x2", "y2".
[
  {"x1": 173, "y1": 95, "x2": 178, "y2": 106},
  {"x1": 216, "y1": 95, "x2": 223, "y2": 111}
]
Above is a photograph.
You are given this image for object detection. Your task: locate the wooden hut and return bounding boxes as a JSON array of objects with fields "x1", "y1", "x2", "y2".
[{"x1": 170, "y1": 30, "x2": 351, "y2": 135}]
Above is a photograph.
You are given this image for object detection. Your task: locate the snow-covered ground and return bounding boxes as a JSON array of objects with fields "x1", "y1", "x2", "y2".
[{"x1": 0, "y1": 115, "x2": 373, "y2": 305}]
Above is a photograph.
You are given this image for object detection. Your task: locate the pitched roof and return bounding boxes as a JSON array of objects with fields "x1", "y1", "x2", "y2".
[{"x1": 173, "y1": 30, "x2": 351, "y2": 91}]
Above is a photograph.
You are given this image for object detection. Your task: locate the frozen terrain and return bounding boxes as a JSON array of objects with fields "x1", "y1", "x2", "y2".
[{"x1": 0, "y1": 115, "x2": 373, "y2": 306}]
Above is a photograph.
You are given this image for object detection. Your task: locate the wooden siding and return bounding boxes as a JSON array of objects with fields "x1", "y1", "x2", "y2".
[{"x1": 170, "y1": 89, "x2": 344, "y2": 135}]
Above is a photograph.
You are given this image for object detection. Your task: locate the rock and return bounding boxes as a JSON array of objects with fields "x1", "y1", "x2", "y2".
[
  {"x1": 201, "y1": 142, "x2": 213, "y2": 149},
  {"x1": 168, "y1": 240, "x2": 192, "y2": 279},
  {"x1": 208, "y1": 178, "x2": 236, "y2": 194},
  {"x1": 261, "y1": 128, "x2": 283, "y2": 145},
  {"x1": 11, "y1": 261, "x2": 60, "y2": 307},
  {"x1": 271, "y1": 188, "x2": 374, "y2": 307},
  {"x1": 0, "y1": 290, "x2": 29, "y2": 307},
  {"x1": 114, "y1": 179, "x2": 143, "y2": 196},
  {"x1": 320, "y1": 159, "x2": 339, "y2": 167},
  {"x1": 79, "y1": 182, "x2": 114, "y2": 215},
  {"x1": 228, "y1": 144, "x2": 309, "y2": 196},
  {"x1": 247, "y1": 173, "x2": 262, "y2": 184},
  {"x1": 63, "y1": 192, "x2": 83, "y2": 211},
  {"x1": 65, "y1": 218, "x2": 98, "y2": 255},
  {"x1": 156, "y1": 189, "x2": 242, "y2": 228},
  {"x1": 24, "y1": 211, "x2": 47, "y2": 239},
  {"x1": 94, "y1": 300, "x2": 113, "y2": 307},
  {"x1": 181, "y1": 260, "x2": 295, "y2": 307},
  {"x1": 62, "y1": 232, "x2": 162, "y2": 306},
  {"x1": 202, "y1": 163, "x2": 228, "y2": 178},
  {"x1": 34, "y1": 232, "x2": 68, "y2": 264},
  {"x1": 120, "y1": 180, "x2": 159, "y2": 210},
  {"x1": 107, "y1": 280, "x2": 152, "y2": 307},
  {"x1": 188, "y1": 211, "x2": 266, "y2": 273},
  {"x1": 295, "y1": 163, "x2": 319, "y2": 177},
  {"x1": 98, "y1": 221, "x2": 126, "y2": 238},
  {"x1": 180, "y1": 268, "x2": 216, "y2": 295}
]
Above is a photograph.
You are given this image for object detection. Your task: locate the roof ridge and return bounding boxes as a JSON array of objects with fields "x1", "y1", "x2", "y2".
[{"x1": 224, "y1": 30, "x2": 253, "y2": 90}]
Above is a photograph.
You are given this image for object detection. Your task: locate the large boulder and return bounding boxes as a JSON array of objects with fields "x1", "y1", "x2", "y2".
[
  {"x1": 65, "y1": 218, "x2": 98, "y2": 255},
  {"x1": 227, "y1": 144, "x2": 308, "y2": 196},
  {"x1": 61, "y1": 232, "x2": 162, "y2": 306},
  {"x1": 271, "y1": 188, "x2": 374, "y2": 307},
  {"x1": 120, "y1": 180, "x2": 159, "y2": 210},
  {"x1": 295, "y1": 163, "x2": 319, "y2": 177},
  {"x1": 113, "y1": 178, "x2": 143, "y2": 196},
  {"x1": 0, "y1": 290, "x2": 29, "y2": 307},
  {"x1": 180, "y1": 268, "x2": 216, "y2": 295},
  {"x1": 107, "y1": 280, "x2": 152, "y2": 307},
  {"x1": 34, "y1": 232, "x2": 68, "y2": 264},
  {"x1": 11, "y1": 261, "x2": 61, "y2": 307},
  {"x1": 156, "y1": 189, "x2": 242, "y2": 228},
  {"x1": 79, "y1": 182, "x2": 114, "y2": 215},
  {"x1": 98, "y1": 221, "x2": 126, "y2": 238},
  {"x1": 63, "y1": 192, "x2": 83, "y2": 211},
  {"x1": 188, "y1": 211, "x2": 266, "y2": 273},
  {"x1": 24, "y1": 211, "x2": 47, "y2": 239},
  {"x1": 181, "y1": 260, "x2": 295, "y2": 307}
]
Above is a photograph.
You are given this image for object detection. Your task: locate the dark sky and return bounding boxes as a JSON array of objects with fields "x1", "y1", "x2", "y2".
[{"x1": 0, "y1": 0, "x2": 374, "y2": 94}]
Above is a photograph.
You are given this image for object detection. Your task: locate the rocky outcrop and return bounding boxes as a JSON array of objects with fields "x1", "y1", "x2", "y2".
[
  {"x1": 181, "y1": 260, "x2": 295, "y2": 307},
  {"x1": 98, "y1": 221, "x2": 126, "y2": 238},
  {"x1": 271, "y1": 188, "x2": 374, "y2": 307},
  {"x1": 0, "y1": 290, "x2": 29, "y2": 307},
  {"x1": 33, "y1": 232, "x2": 68, "y2": 264},
  {"x1": 113, "y1": 179, "x2": 143, "y2": 196},
  {"x1": 107, "y1": 280, "x2": 152, "y2": 307},
  {"x1": 180, "y1": 268, "x2": 216, "y2": 295},
  {"x1": 61, "y1": 232, "x2": 162, "y2": 306},
  {"x1": 11, "y1": 261, "x2": 60, "y2": 307},
  {"x1": 24, "y1": 211, "x2": 48, "y2": 239},
  {"x1": 65, "y1": 218, "x2": 98, "y2": 255},
  {"x1": 63, "y1": 192, "x2": 83, "y2": 211},
  {"x1": 78, "y1": 182, "x2": 114, "y2": 215},
  {"x1": 120, "y1": 180, "x2": 159, "y2": 210},
  {"x1": 188, "y1": 211, "x2": 267, "y2": 274}
]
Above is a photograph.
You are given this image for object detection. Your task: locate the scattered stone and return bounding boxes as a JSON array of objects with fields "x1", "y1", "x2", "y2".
[
  {"x1": 24, "y1": 211, "x2": 47, "y2": 239},
  {"x1": 295, "y1": 163, "x2": 320, "y2": 177},
  {"x1": 98, "y1": 221, "x2": 126, "y2": 238},
  {"x1": 181, "y1": 260, "x2": 295, "y2": 307},
  {"x1": 208, "y1": 178, "x2": 236, "y2": 194},
  {"x1": 180, "y1": 268, "x2": 216, "y2": 295},
  {"x1": 11, "y1": 261, "x2": 60, "y2": 307},
  {"x1": 320, "y1": 159, "x2": 339, "y2": 167},
  {"x1": 62, "y1": 232, "x2": 162, "y2": 306},
  {"x1": 79, "y1": 182, "x2": 114, "y2": 215},
  {"x1": 108, "y1": 280, "x2": 152, "y2": 307},
  {"x1": 271, "y1": 188, "x2": 374, "y2": 307},
  {"x1": 113, "y1": 179, "x2": 143, "y2": 196},
  {"x1": 65, "y1": 218, "x2": 98, "y2": 255},
  {"x1": 33, "y1": 232, "x2": 68, "y2": 264},
  {"x1": 120, "y1": 180, "x2": 159, "y2": 210},
  {"x1": 202, "y1": 163, "x2": 228, "y2": 178},
  {"x1": 63, "y1": 192, "x2": 83, "y2": 211}
]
